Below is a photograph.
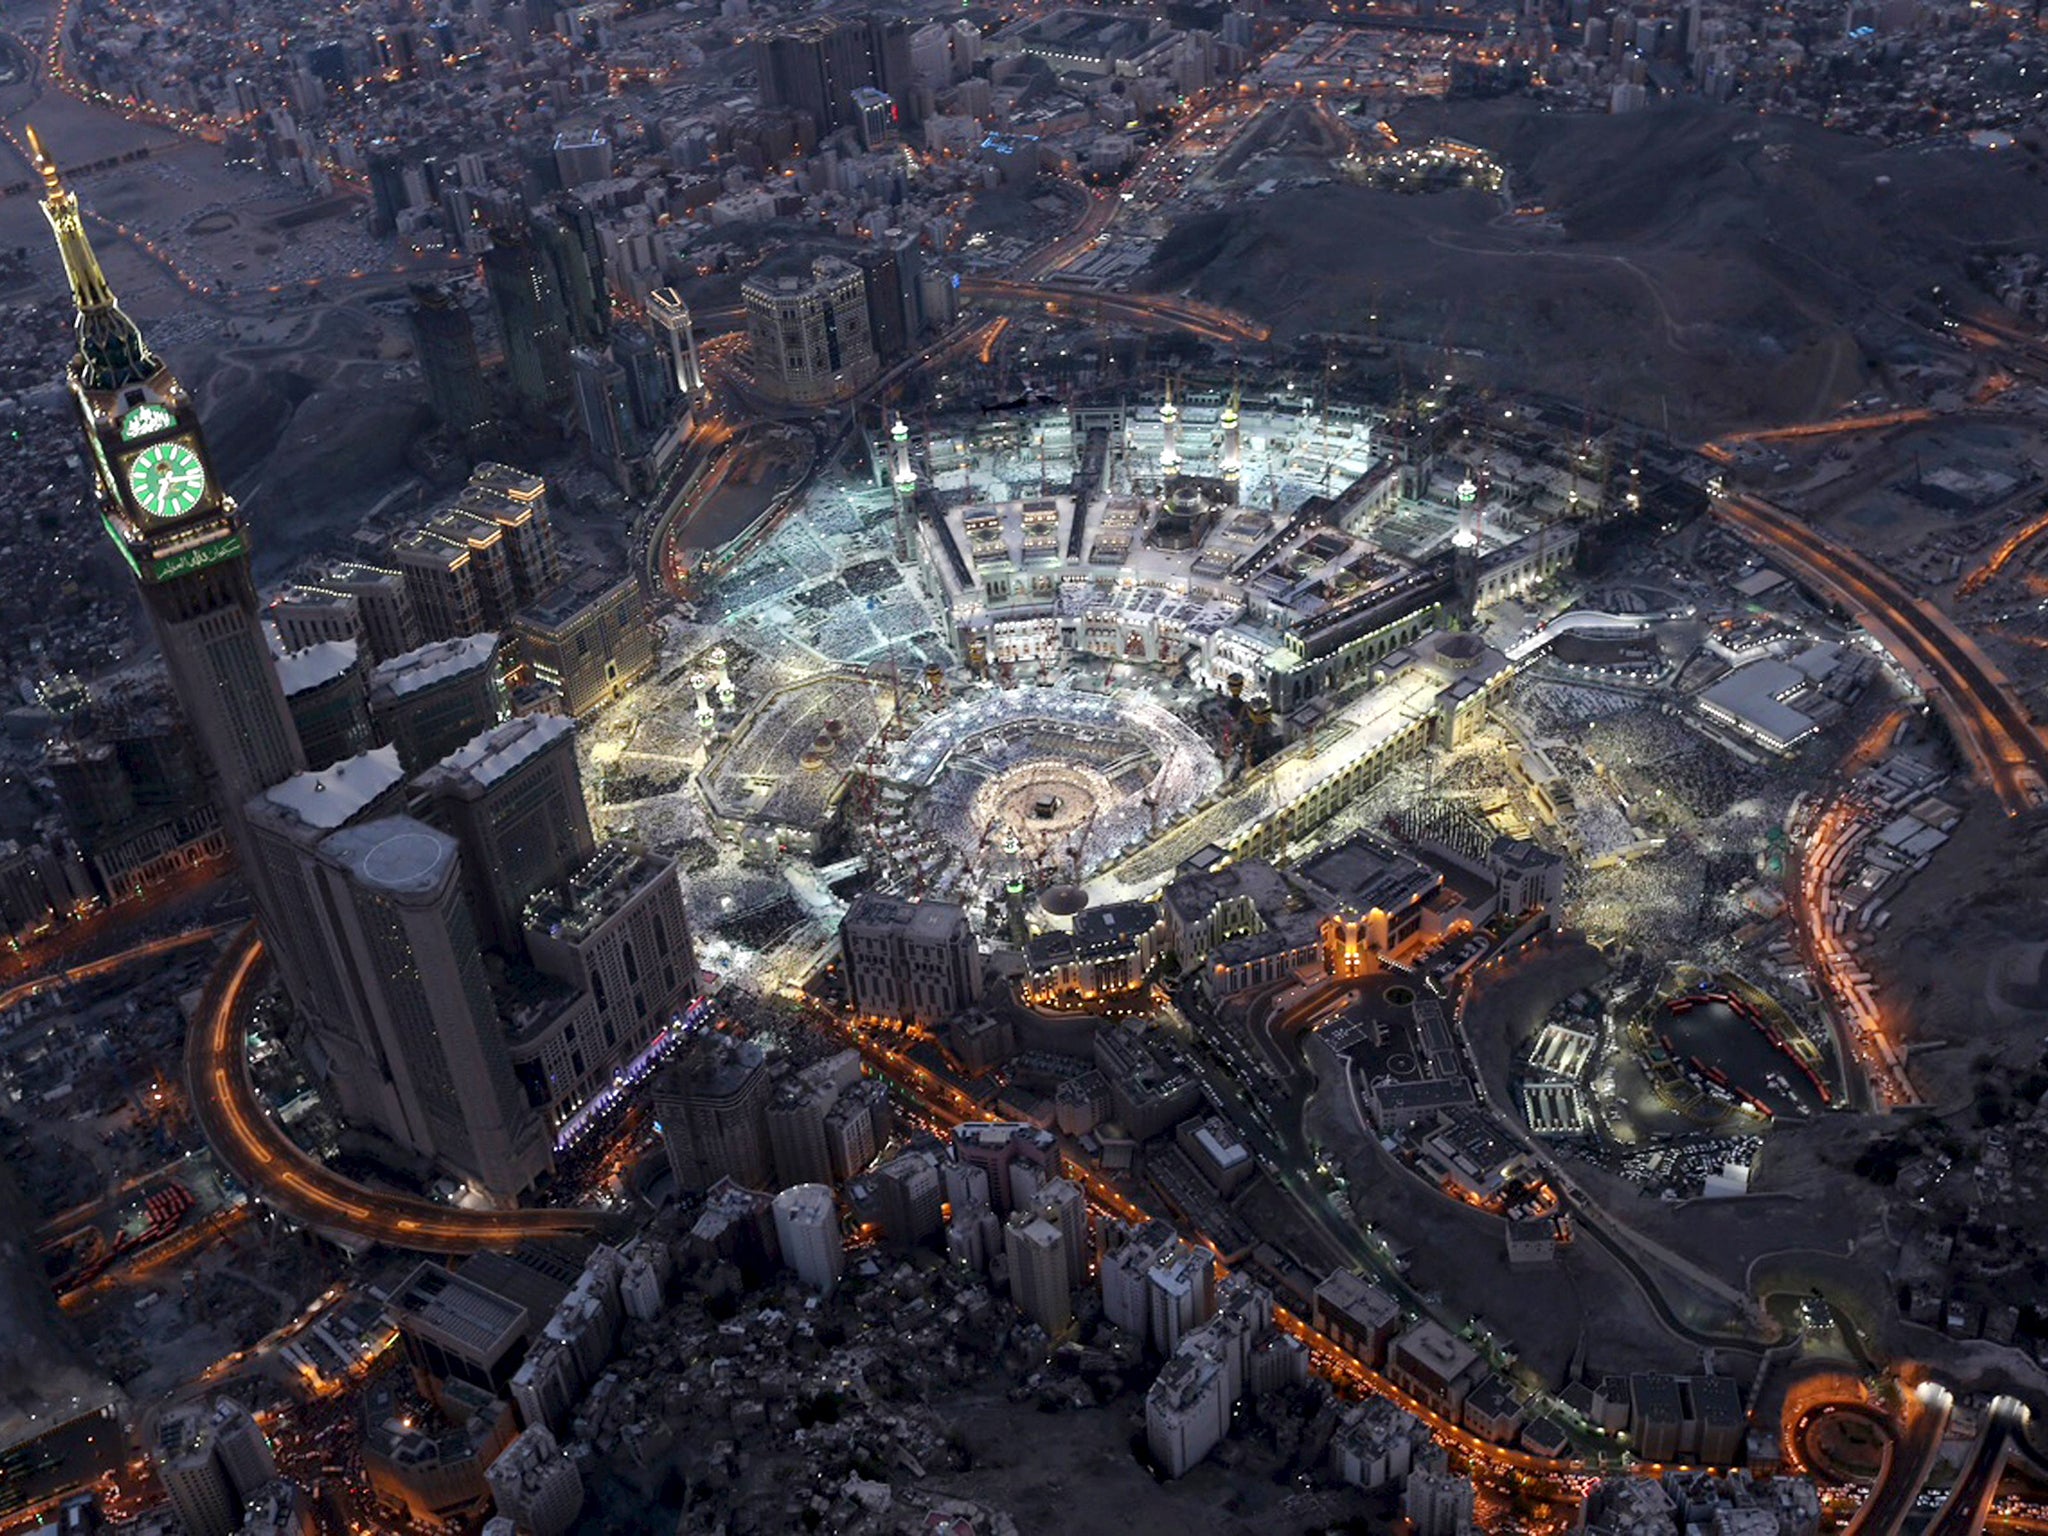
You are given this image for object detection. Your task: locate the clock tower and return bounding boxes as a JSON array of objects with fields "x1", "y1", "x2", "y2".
[{"x1": 32, "y1": 128, "x2": 304, "y2": 814}]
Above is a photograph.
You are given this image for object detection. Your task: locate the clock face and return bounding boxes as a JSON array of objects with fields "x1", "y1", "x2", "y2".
[
  {"x1": 119, "y1": 403, "x2": 177, "y2": 441},
  {"x1": 126, "y1": 441, "x2": 208, "y2": 521}
]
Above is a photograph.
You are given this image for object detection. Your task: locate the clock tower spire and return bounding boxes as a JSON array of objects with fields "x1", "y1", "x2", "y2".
[
  {"x1": 32, "y1": 128, "x2": 303, "y2": 813},
  {"x1": 32, "y1": 124, "x2": 248, "y2": 582},
  {"x1": 28, "y1": 125, "x2": 158, "y2": 391}
]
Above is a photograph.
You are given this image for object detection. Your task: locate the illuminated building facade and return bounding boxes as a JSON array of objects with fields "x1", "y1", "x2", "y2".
[
  {"x1": 513, "y1": 573, "x2": 654, "y2": 719},
  {"x1": 32, "y1": 130, "x2": 304, "y2": 835},
  {"x1": 840, "y1": 893, "x2": 982, "y2": 1026}
]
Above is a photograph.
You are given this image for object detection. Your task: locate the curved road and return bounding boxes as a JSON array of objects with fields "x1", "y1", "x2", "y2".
[
  {"x1": 1716, "y1": 493, "x2": 2048, "y2": 814},
  {"x1": 1925, "y1": 1398, "x2": 2030, "y2": 1536},
  {"x1": 0, "y1": 921, "x2": 237, "y2": 1016},
  {"x1": 1844, "y1": 1382, "x2": 1956, "y2": 1536},
  {"x1": 186, "y1": 925, "x2": 607, "y2": 1253},
  {"x1": 960, "y1": 275, "x2": 1272, "y2": 346}
]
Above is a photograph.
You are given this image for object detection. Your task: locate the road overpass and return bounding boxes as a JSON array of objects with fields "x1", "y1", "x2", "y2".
[
  {"x1": 959, "y1": 276, "x2": 1271, "y2": 346},
  {"x1": 1843, "y1": 1381, "x2": 1955, "y2": 1536},
  {"x1": 1715, "y1": 493, "x2": 2048, "y2": 814},
  {"x1": 1923, "y1": 1397, "x2": 2030, "y2": 1536},
  {"x1": 0, "y1": 921, "x2": 236, "y2": 1017},
  {"x1": 186, "y1": 925, "x2": 609, "y2": 1254}
]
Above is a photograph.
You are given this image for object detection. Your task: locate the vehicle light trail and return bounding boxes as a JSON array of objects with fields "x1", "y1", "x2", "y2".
[{"x1": 186, "y1": 925, "x2": 608, "y2": 1253}]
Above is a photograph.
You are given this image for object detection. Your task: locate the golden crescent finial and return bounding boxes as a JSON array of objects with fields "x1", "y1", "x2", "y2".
[{"x1": 24, "y1": 125, "x2": 62, "y2": 197}]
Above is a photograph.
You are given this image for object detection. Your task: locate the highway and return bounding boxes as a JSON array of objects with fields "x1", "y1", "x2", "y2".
[
  {"x1": 0, "y1": 921, "x2": 237, "y2": 1018},
  {"x1": 1715, "y1": 492, "x2": 2048, "y2": 814},
  {"x1": 1843, "y1": 1381, "x2": 1955, "y2": 1536},
  {"x1": 1791, "y1": 794, "x2": 1916, "y2": 1110},
  {"x1": 959, "y1": 275, "x2": 1272, "y2": 346},
  {"x1": 185, "y1": 924, "x2": 607, "y2": 1253},
  {"x1": 1959, "y1": 503, "x2": 2048, "y2": 598},
  {"x1": 1925, "y1": 1398, "x2": 2032, "y2": 1536}
]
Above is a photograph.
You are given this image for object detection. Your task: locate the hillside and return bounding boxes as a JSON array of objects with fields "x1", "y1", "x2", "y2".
[{"x1": 1156, "y1": 99, "x2": 2048, "y2": 437}]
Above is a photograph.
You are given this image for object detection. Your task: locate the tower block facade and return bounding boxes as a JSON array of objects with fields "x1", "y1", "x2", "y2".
[{"x1": 31, "y1": 129, "x2": 303, "y2": 824}]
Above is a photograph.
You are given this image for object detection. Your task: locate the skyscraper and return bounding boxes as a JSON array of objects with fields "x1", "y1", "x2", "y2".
[
  {"x1": 366, "y1": 138, "x2": 410, "y2": 233},
  {"x1": 413, "y1": 713, "x2": 594, "y2": 956},
  {"x1": 569, "y1": 345, "x2": 640, "y2": 487},
  {"x1": 647, "y1": 288, "x2": 704, "y2": 395},
  {"x1": 857, "y1": 245, "x2": 910, "y2": 362},
  {"x1": 408, "y1": 282, "x2": 495, "y2": 445},
  {"x1": 368, "y1": 634, "x2": 508, "y2": 773},
  {"x1": 550, "y1": 129, "x2": 613, "y2": 189},
  {"x1": 315, "y1": 817, "x2": 552, "y2": 1203},
  {"x1": 767, "y1": 1075, "x2": 836, "y2": 1188},
  {"x1": 613, "y1": 322, "x2": 678, "y2": 439},
  {"x1": 1004, "y1": 1211, "x2": 1073, "y2": 1335},
  {"x1": 242, "y1": 748, "x2": 412, "y2": 1133},
  {"x1": 872, "y1": 1149, "x2": 943, "y2": 1246},
  {"x1": 462, "y1": 461, "x2": 562, "y2": 603},
  {"x1": 270, "y1": 560, "x2": 421, "y2": 664},
  {"x1": 486, "y1": 1426, "x2": 585, "y2": 1536},
  {"x1": 532, "y1": 199, "x2": 609, "y2": 347},
  {"x1": 840, "y1": 893, "x2": 981, "y2": 1026},
  {"x1": 1030, "y1": 1178, "x2": 1091, "y2": 1289},
  {"x1": 772, "y1": 1184, "x2": 845, "y2": 1292},
  {"x1": 742, "y1": 256, "x2": 878, "y2": 406},
  {"x1": 513, "y1": 573, "x2": 654, "y2": 719},
  {"x1": 155, "y1": 1408, "x2": 240, "y2": 1536},
  {"x1": 393, "y1": 465, "x2": 560, "y2": 638},
  {"x1": 752, "y1": 16, "x2": 916, "y2": 134},
  {"x1": 482, "y1": 219, "x2": 573, "y2": 415},
  {"x1": 31, "y1": 130, "x2": 304, "y2": 837},
  {"x1": 154, "y1": 1401, "x2": 276, "y2": 1536},
  {"x1": 850, "y1": 86, "x2": 900, "y2": 151},
  {"x1": 519, "y1": 844, "x2": 697, "y2": 1129},
  {"x1": 276, "y1": 639, "x2": 373, "y2": 772}
]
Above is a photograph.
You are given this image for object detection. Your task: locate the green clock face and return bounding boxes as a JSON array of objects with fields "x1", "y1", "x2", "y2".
[
  {"x1": 126, "y1": 441, "x2": 208, "y2": 521},
  {"x1": 119, "y1": 403, "x2": 177, "y2": 441}
]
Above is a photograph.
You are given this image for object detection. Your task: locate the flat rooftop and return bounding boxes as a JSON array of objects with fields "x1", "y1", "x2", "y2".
[
  {"x1": 251, "y1": 746, "x2": 404, "y2": 837},
  {"x1": 1696, "y1": 657, "x2": 1819, "y2": 748},
  {"x1": 418, "y1": 712, "x2": 575, "y2": 795},
  {"x1": 274, "y1": 638, "x2": 359, "y2": 696},
  {"x1": 844, "y1": 892, "x2": 968, "y2": 944},
  {"x1": 371, "y1": 633, "x2": 499, "y2": 702},
  {"x1": 321, "y1": 816, "x2": 459, "y2": 897},
  {"x1": 388, "y1": 1262, "x2": 529, "y2": 1360}
]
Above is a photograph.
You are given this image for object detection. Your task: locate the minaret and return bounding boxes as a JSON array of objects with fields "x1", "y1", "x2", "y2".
[
  {"x1": 32, "y1": 128, "x2": 303, "y2": 821},
  {"x1": 1220, "y1": 382, "x2": 1242, "y2": 502},
  {"x1": 889, "y1": 413, "x2": 918, "y2": 561},
  {"x1": 1158, "y1": 375, "x2": 1179, "y2": 482},
  {"x1": 1452, "y1": 487, "x2": 1480, "y2": 624}
]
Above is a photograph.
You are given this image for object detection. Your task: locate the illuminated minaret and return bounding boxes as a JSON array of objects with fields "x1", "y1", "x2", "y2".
[
  {"x1": 1158, "y1": 376, "x2": 1179, "y2": 482},
  {"x1": 32, "y1": 128, "x2": 304, "y2": 822},
  {"x1": 1452, "y1": 486, "x2": 1481, "y2": 623},
  {"x1": 1220, "y1": 382, "x2": 1242, "y2": 501},
  {"x1": 889, "y1": 413, "x2": 918, "y2": 560}
]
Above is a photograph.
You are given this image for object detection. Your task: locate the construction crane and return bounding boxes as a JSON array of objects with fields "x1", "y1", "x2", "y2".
[{"x1": 1065, "y1": 808, "x2": 1098, "y2": 880}]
